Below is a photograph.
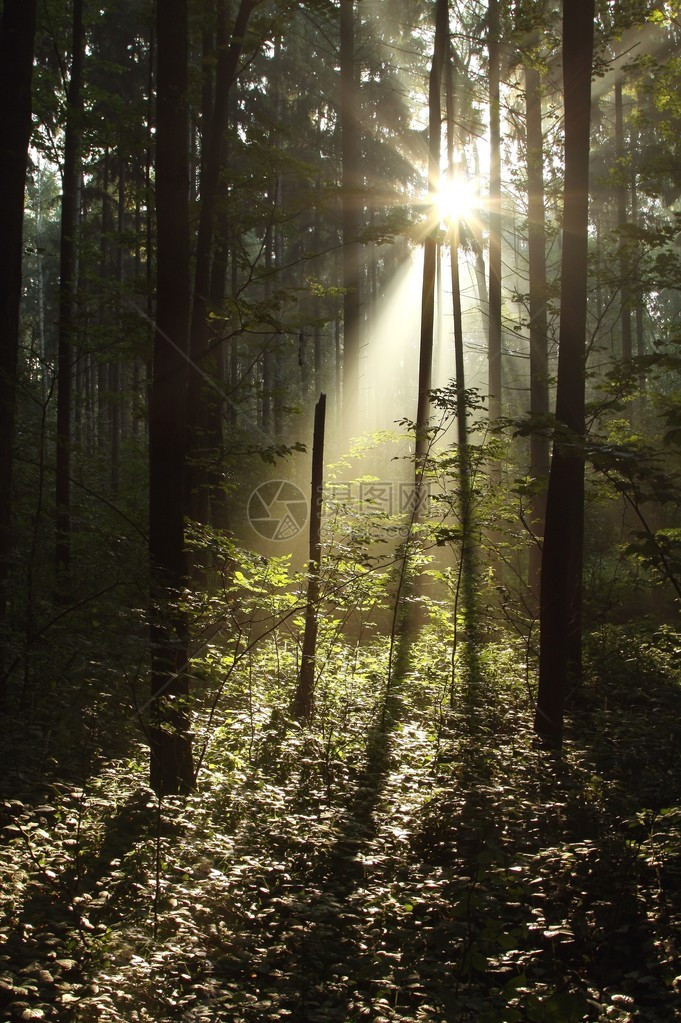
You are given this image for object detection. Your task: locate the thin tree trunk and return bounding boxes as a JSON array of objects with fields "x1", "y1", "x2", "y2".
[
  {"x1": 487, "y1": 0, "x2": 502, "y2": 426},
  {"x1": 416, "y1": 0, "x2": 448, "y2": 475},
  {"x1": 340, "y1": 0, "x2": 361, "y2": 434},
  {"x1": 630, "y1": 137, "x2": 646, "y2": 406},
  {"x1": 470, "y1": 142, "x2": 489, "y2": 318},
  {"x1": 111, "y1": 159, "x2": 126, "y2": 494},
  {"x1": 145, "y1": 18, "x2": 155, "y2": 431},
  {"x1": 149, "y1": 0, "x2": 194, "y2": 795},
  {"x1": 273, "y1": 181, "x2": 285, "y2": 441},
  {"x1": 0, "y1": 0, "x2": 37, "y2": 699},
  {"x1": 262, "y1": 222, "x2": 273, "y2": 432},
  {"x1": 615, "y1": 77, "x2": 632, "y2": 373},
  {"x1": 525, "y1": 64, "x2": 550, "y2": 602},
  {"x1": 185, "y1": 0, "x2": 256, "y2": 520},
  {"x1": 445, "y1": 47, "x2": 466, "y2": 458},
  {"x1": 293, "y1": 392, "x2": 326, "y2": 722},
  {"x1": 535, "y1": 0, "x2": 594, "y2": 749},
  {"x1": 55, "y1": 0, "x2": 84, "y2": 588},
  {"x1": 98, "y1": 147, "x2": 111, "y2": 451},
  {"x1": 446, "y1": 39, "x2": 478, "y2": 695},
  {"x1": 209, "y1": 85, "x2": 239, "y2": 447}
]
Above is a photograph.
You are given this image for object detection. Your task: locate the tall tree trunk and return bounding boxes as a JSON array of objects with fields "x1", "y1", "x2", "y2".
[
  {"x1": 615, "y1": 77, "x2": 632, "y2": 373},
  {"x1": 55, "y1": 0, "x2": 84, "y2": 589},
  {"x1": 111, "y1": 159, "x2": 126, "y2": 495},
  {"x1": 262, "y1": 222, "x2": 273, "y2": 432},
  {"x1": 185, "y1": 0, "x2": 256, "y2": 521},
  {"x1": 98, "y1": 147, "x2": 111, "y2": 452},
  {"x1": 149, "y1": 0, "x2": 194, "y2": 795},
  {"x1": 630, "y1": 136, "x2": 646, "y2": 406},
  {"x1": 445, "y1": 46, "x2": 466, "y2": 459},
  {"x1": 340, "y1": 0, "x2": 361, "y2": 434},
  {"x1": 525, "y1": 64, "x2": 550, "y2": 603},
  {"x1": 313, "y1": 179, "x2": 323, "y2": 396},
  {"x1": 209, "y1": 84, "x2": 239, "y2": 446},
  {"x1": 470, "y1": 142, "x2": 489, "y2": 317},
  {"x1": 446, "y1": 39, "x2": 478, "y2": 696},
  {"x1": 415, "y1": 0, "x2": 448, "y2": 474},
  {"x1": 0, "y1": 0, "x2": 37, "y2": 699},
  {"x1": 535, "y1": 0, "x2": 594, "y2": 749},
  {"x1": 487, "y1": 0, "x2": 502, "y2": 426}
]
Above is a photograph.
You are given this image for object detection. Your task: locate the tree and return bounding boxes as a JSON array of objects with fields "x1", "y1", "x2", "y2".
[
  {"x1": 0, "y1": 0, "x2": 38, "y2": 698},
  {"x1": 185, "y1": 0, "x2": 257, "y2": 524},
  {"x1": 415, "y1": 0, "x2": 448, "y2": 472},
  {"x1": 55, "y1": 0, "x2": 84, "y2": 590},
  {"x1": 149, "y1": 0, "x2": 194, "y2": 795},
  {"x1": 535, "y1": 0, "x2": 595, "y2": 749},
  {"x1": 615, "y1": 75, "x2": 633, "y2": 373},
  {"x1": 524, "y1": 60, "x2": 550, "y2": 601},
  {"x1": 293, "y1": 392, "x2": 326, "y2": 723},
  {"x1": 487, "y1": 0, "x2": 502, "y2": 427},
  {"x1": 340, "y1": 0, "x2": 362, "y2": 434}
]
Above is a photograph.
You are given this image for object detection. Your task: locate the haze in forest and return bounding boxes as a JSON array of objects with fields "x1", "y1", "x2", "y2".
[{"x1": 0, "y1": 1, "x2": 680, "y2": 1020}]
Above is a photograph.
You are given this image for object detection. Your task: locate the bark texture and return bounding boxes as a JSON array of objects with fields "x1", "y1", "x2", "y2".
[
  {"x1": 149, "y1": 0, "x2": 194, "y2": 795},
  {"x1": 535, "y1": 0, "x2": 594, "y2": 749},
  {"x1": 0, "y1": 0, "x2": 37, "y2": 697}
]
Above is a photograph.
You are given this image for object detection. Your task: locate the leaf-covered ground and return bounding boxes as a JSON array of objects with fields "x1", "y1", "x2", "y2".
[{"x1": 1, "y1": 625, "x2": 680, "y2": 1022}]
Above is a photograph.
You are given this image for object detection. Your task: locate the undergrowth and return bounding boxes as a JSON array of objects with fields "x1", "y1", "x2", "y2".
[{"x1": 1, "y1": 624, "x2": 680, "y2": 1023}]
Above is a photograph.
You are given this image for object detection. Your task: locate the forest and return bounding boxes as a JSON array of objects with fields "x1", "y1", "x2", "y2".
[{"x1": 0, "y1": 0, "x2": 680, "y2": 1019}]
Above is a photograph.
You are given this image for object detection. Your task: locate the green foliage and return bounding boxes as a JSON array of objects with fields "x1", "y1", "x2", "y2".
[{"x1": 2, "y1": 623, "x2": 680, "y2": 1021}]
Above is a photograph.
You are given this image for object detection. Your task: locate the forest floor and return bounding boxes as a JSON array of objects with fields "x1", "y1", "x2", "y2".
[{"x1": 1, "y1": 624, "x2": 680, "y2": 1023}]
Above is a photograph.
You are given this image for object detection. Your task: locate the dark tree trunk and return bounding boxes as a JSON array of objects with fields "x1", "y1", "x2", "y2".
[
  {"x1": 209, "y1": 85, "x2": 240, "y2": 448},
  {"x1": 97, "y1": 147, "x2": 111, "y2": 451},
  {"x1": 445, "y1": 46, "x2": 467, "y2": 460},
  {"x1": 262, "y1": 224, "x2": 273, "y2": 432},
  {"x1": 415, "y1": 0, "x2": 448, "y2": 472},
  {"x1": 487, "y1": 0, "x2": 502, "y2": 426},
  {"x1": 111, "y1": 159, "x2": 126, "y2": 495},
  {"x1": 149, "y1": 0, "x2": 194, "y2": 795},
  {"x1": 293, "y1": 392, "x2": 326, "y2": 723},
  {"x1": 0, "y1": 0, "x2": 37, "y2": 698},
  {"x1": 340, "y1": 0, "x2": 361, "y2": 434},
  {"x1": 615, "y1": 77, "x2": 632, "y2": 372},
  {"x1": 446, "y1": 39, "x2": 478, "y2": 697},
  {"x1": 535, "y1": 0, "x2": 594, "y2": 749},
  {"x1": 630, "y1": 138, "x2": 646, "y2": 405},
  {"x1": 525, "y1": 64, "x2": 550, "y2": 602},
  {"x1": 185, "y1": 0, "x2": 256, "y2": 521},
  {"x1": 55, "y1": 0, "x2": 84, "y2": 589}
]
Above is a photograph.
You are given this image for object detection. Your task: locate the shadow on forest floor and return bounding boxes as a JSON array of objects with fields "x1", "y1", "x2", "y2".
[
  {"x1": 189, "y1": 627, "x2": 681, "y2": 1023},
  {"x1": 198, "y1": 622, "x2": 416, "y2": 1022},
  {"x1": 1, "y1": 625, "x2": 680, "y2": 1023}
]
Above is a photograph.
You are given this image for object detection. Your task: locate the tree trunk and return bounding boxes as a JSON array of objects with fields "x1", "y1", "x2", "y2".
[
  {"x1": 630, "y1": 136, "x2": 646, "y2": 406},
  {"x1": 615, "y1": 77, "x2": 632, "y2": 372},
  {"x1": 185, "y1": 0, "x2": 256, "y2": 521},
  {"x1": 487, "y1": 0, "x2": 502, "y2": 426},
  {"x1": 535, "y1": 0, "x2": 594, "y2": 749},
  {"x1": 445, "y1": 46, "x2": 466, "y2": 459},
  {"x1": 293, "y1": 392, "x2": 326, "y2": 723},
  {"x1": 111, "y1": 159, "x2": 126, "y2": 494},
  {"x1": 0, "y1": 0, "x2": 37, "y2": 699},
  {"x1": 55, "y1": 0, "x2": 84, "y2": 589},
  {"x1": 415, "y1": 0, "x2": 448, "y2": 474},
  {"x1": 149, "y1": 0, "x2": 194, "y2": 796},
  {"x1": 340, "y1": 0, "x2": 361, "y2": 434},
  {"x1": 446, "y1": 39, "x2": 478, "y2": 697},
  {"x1": 525, "y1": 64, "x2": 550, "y2": 603}
]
